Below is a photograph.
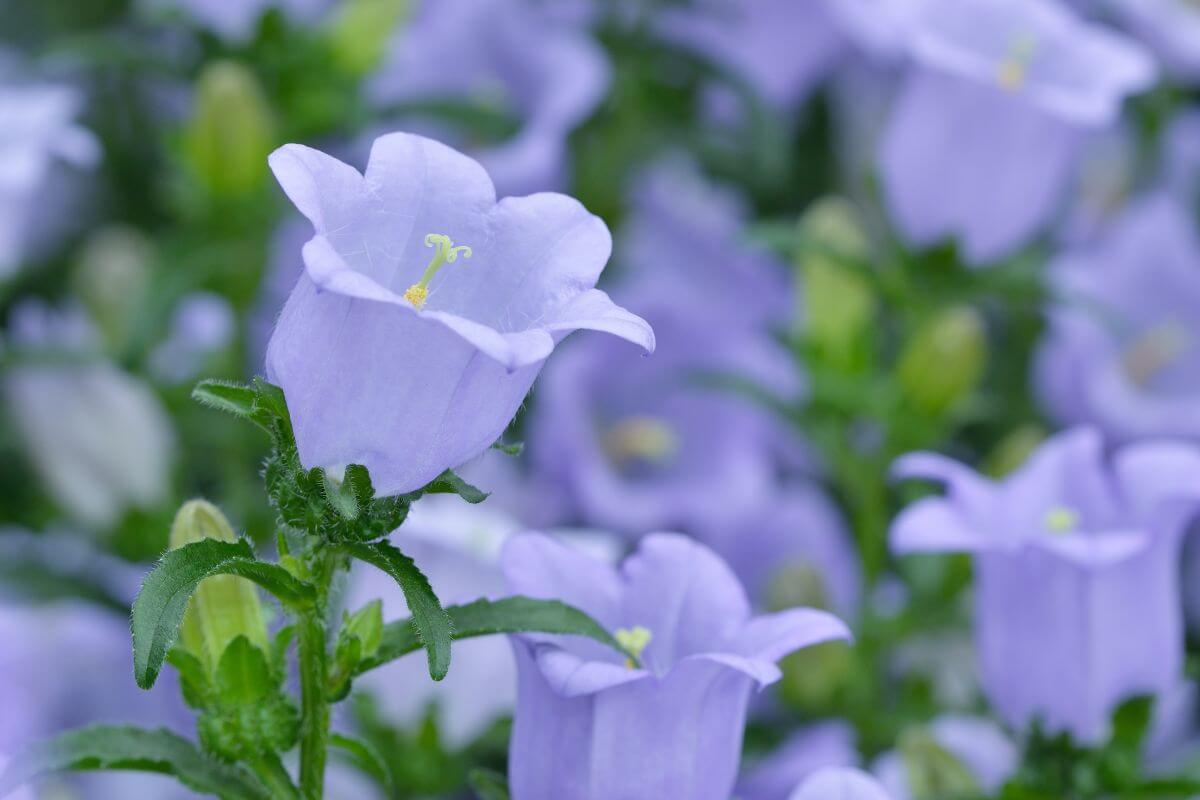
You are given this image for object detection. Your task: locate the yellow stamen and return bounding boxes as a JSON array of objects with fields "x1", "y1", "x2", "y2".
[
  {"x1": 1044, "y1": 505, "x2": 1079, "y2": 534},
  {"x1": 603, "y1": 416, "x2": 678, "y2": 466},
  {"x1": 615, "y1": 625, "x2": 652, "y2": 669},
  {"x1": 997, "y1": 33, "x2": 1037, "y2": 91},
  {"x1": 403, "y1": 233, "x2": 473, "y2": 310}
]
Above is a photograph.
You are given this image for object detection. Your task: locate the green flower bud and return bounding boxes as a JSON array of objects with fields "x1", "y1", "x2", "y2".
[
  {"x1": 341, "y1": 599, "x2": 384, "y2": 660},
  {"x1": 72, "y1": 226, "x2": 152, "y2": 351},
  {"x1": 171, "y1": 500, "x2": 269, "y2": 678},
  {"x1": 984, "y1": 424, "x2": 1046, "y2": 478},
  {"x1": 771, "y1": 564, "x2": 853, "y2": 711},
  {"x1": 797, "y1": 197, "x2": 875, "y2": 370},
  {"x1": 183, "y1": 61, "x2": 274, "y2": 197},
  {"x1": 328, "y1": 0, "x2": 411, "y2": 76},
  {"x1": 898, "y1": 728, "x2": 981, "y2": 799},
  {"x1": 896, "y1": 307, "x2": 988, "y2": 417}
]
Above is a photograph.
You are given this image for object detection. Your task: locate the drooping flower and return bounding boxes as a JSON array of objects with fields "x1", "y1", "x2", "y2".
[
  {"x1": 790, "y1": 768, "x2": 893, "y2": 800},
  {"x1": 3, "y1": 302, "x2": 175, "y2": 529},
  {"x1": 736, "y1": 722, "x2": 860, "y2": 800},
  {"x1": 264, "y1": 132, "x2": 653, "y2": 497},
  {"x1": 871, "y1": 715, "x2": 1018, "y2": 800},
  {"x1": 877, "y1": 0, "x2": 1155, "y2": 265},
  {"x1": 1106, "y1": 0, "x2": 1200, "y2": 84},
  {"x1": 890, "y1": 428, "x2": 1200, "y2": 741},
  {"x1": 368, "y1": 0, "x2": 609, "y2": 196},
  {"x1": 1035, "y1": 194, "x2": 1200, "y2": 442},
  {"x1": 502, "y1": 532, "x2": 851, "y2": 800},
  {"x1": 0, "y1": 80, "x2": 99, "y2": 277}
]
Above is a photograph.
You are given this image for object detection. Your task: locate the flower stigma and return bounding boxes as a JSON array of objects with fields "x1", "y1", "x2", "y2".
[
  {"x1": 1044, "y1": 505, "x2": 1080, "y2": 534},
  {"x1": 997, "y1": 33, "x2": 1037, "y2": 91},
  {"x1": 403, "y1": 233, "x2": 473, "y2": 310},
  {"x1": 614, "y1": 625, "x2": 652, "y2": 669}
]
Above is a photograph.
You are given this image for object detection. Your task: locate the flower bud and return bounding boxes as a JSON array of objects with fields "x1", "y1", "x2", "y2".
[
  {"x1": 183, "y1": 61, "x2": 274, "y2": 197},
  {"x1": 797, "y1": 197, "x2": 875, "y2": 370},
  {"x1": 328, "y1": 0, "x2": 411, "y2": 76},
  {"x1": 896, "y1": 307, "x2": 988, "y2": 417},
  {"x1": 72, "y1": 226, "x2": 152, "y2": 351},
  {"x1": 170, "y1": 500, "x2": 269, "y2": 677},
  {"x1": 897, "y1": 728, "x2": 981, "y2": 798},
  {"x1": 983, "y1": 424, "x2": 1046, "y2": 478}
]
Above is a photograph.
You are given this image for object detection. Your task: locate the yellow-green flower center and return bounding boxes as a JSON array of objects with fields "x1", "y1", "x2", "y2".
[
  {"x1": 603, "y1": 416, "x2": 678, "y2": 466},
  {"x1": 997, "y1": 33, "x2": 1037, "y2": 91},
  {"x1": 614, "y1": 625, "x2": 652, "y2": 669},
  {"x1": 1044, "y1": 505, "x2": 1080, "y2": 534},
  {"x1": 403, "y1": 233, "x2": 473, "y2": 310}
]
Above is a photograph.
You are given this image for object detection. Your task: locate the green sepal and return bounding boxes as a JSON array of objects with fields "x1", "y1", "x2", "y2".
[
  {"x1": 0, "y1": 725, "x2": 269, "y2": 799},
  {"x1": 490, "y1": 440, "x2": 524, "y2": 457},
  {"x1": 419, "y1": 469, "x2": 489, "y2": 504}
]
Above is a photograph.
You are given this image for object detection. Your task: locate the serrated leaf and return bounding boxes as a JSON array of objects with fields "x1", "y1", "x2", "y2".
[
  {"x1": 421, "y1": 469, "x2": 489, "y2": 504},
  {"x1": 339, "y1": 541, "x2": 453, "y2": 680},
  {"x1": 468, "y1": 768, "x2": 511, "y2": 800},
  {"x1": 0, "y1": 726, "x2": 268, "y2": 799},
  {"x1": 216, "y1": 636, "x2": 273, "y2": 705},
  {"x1": 330, "y1": 733, "x2": 394, "y2": 793},
  {"x1": 132, "y1": 539, "x2": 315, "y2": 689},
  {"x1": 191, "y1": 380, "x2": 257, "y2": 420},
  {"x1": 357, "y1": 596, "x2": 623, "y2": 677}
]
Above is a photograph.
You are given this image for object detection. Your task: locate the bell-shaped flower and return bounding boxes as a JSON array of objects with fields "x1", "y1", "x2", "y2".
[
  {"x1": 264, "y1": 132, "x2": 653, "y2": 497},
  {"x1": 737, "y1": 722, "x2": 859, "y2": 800},
  {"x1": 791, "y1": 768, "x2": 893, "y2": 800},
  {"x1": 877, "y1": 0, "x2": 1154, "y2": 265},
  {"x1": 501, "y1": 532, "x2": 850, "y2": 800},
  {"x1": 3, "y1": 302, "x2": 175, "y2": 529},
  {"x1": 369, "y1": 0, "x2": 609, "y2": 196},
  {"x1": 1107, "y1": 0, "x2": 1200, "y2": 84},
  {"x1": 890, "y1": 427, "x2": 1200, "y2": 741},
  {"x1": 0, "y1": 80, "x2": 99, "y2": 277},
  {"x1": 1035, "y1": 193, "x2": 1200, "y2": 442}
]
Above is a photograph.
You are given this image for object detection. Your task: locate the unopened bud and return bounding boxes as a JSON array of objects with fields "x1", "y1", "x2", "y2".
[
  {"x1": 184, "y1": 61, "x2": 274, "y2": 197},
  {"x1": 328, "y1": 0, "x2": 411, "y2": 76},
  {"x1": 797, "y1": 197, "x2": 875, "y2": 370},
  {"x1": 72, "y1": 226, "x2": 152, "y2": 351},
  {"x1": 897, "y1": 307, "x2": 987, "y2": 417},
  {"x1": 984, "y1": 424, "x2": 1046, "y2": 478},
  {"x1": 171, "y1": 500, "x2": 269, "y2": 677}
]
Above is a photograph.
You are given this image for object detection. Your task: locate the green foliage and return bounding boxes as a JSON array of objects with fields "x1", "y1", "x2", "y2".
[
  {"x1": 0, "y1": 726, "x2": 269, "y2": 799},
  {"x1": 131, "y1": 538, "x2": 314, "y2": 689},
  {"x1": 330, "y1": 733, "x2": 395, "y2": 794},
  {"x1": 340, "y1": 540, "x2": 455, "y2": 681},
  {"x1": 469, "y1": 768, "x2": 512, "y2": 800},
  {"x1": 358, "y1": 595, "x2": 626, "y2": 677}
]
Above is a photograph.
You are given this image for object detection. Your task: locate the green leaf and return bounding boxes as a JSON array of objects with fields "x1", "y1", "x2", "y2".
[
  {"x1": 490, "y1": 440, "x2": 524, "y2": 457},
  {"x1": 165, "y1": 648, "x2": 211, "y2": 710},
  {"x1": 358, "y1": 596, "x2": 624, "y2": 676},
  {"x1": 132, "y1": 539, "x2": 315, "y2": 689},
  {"x1": 0, "y1": 726, "x2": 268, "y2": 799},
  {"x1": 216, "y1": 636, "x2": 274, "y2": 705},
  {"x1": 191, "y1": 379, "x2": 257, "y2": 420},
  {"x1": 420, "y1": 469, "x2": 489, "y2": 504},
  {"x1": 468, "y1": 768, "x2": 511, "y2": 800},
  {"x1": 340, "y1": 541, "x2": 453, "y2": 680},
  {"x1": 330, "y1": 733, "x2": 394, "y2": 793}
]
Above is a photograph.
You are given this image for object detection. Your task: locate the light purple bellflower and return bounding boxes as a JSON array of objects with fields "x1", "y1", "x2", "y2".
[
  {"x1": 877, "y1": 0, "x2": 1155, "y2": 265},
  {"x1": 501, "y1": 532, "x2": 850, "y2": 800},
  {"x1": 737, "y1": 722, "x2": 860, "y2": 800},
  {"x1": 264, "y1": 132, "x2": 653, "y2": 497},
  {"x1": 890, "y1": 428, "x2": 1200, "y2": 741},
  {"x1": 791, "y1": 767, "x2": 893, "y2": 800}
]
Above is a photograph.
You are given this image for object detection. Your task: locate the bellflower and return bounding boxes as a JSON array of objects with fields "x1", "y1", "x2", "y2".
[
  {"x1": 1106, "y1": 0, "x2": 1200, "y2": 83},
  {"x1": 502, "y1": 532, "x2": 850, "y2": 800},
  {"x1": 872, "y1": 715, "x2": 1017, "y2": 799},
  {"x1": 149, "y1": 291, "x2": 235, "y2": 384},
  {"x1": 264, "y1": 132, "x2": 653, "y2": 497},
  {"x1": 0, "y1": 81, "x2": 99, "y2": 277},
  {"x1": 1161, "y1": 108, "x2": 1200, "y2": 207},
  {"x1": 1035, "y1": 194, "x2": 1200, "y2": 441},
  {"x1": 3, "y1": 302, "x2": 175, "y2": 529},
  {"x1": 877, "y1": 0, "x2": 1155, "y2": 265},
  {"x1": 736, "y1": 722, "x2": 859, "y2": 800},
  {"x1": 890, "y1": 428, "x2": 1200, "y2": 741},
  {"x1": 791, "y1": 768, "x2": 893, "y2": 800},
  {"x1": 369, "y1": 0, "x2": 608, "y2": 196}
]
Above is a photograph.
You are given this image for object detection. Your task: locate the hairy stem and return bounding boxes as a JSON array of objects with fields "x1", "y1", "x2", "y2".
[{"x1": 297, "y1": 546, "x2": 336, "y2": 799}]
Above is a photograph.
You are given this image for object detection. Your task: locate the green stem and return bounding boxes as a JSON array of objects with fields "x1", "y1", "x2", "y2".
[
  {"x1": 250, "y1": 753, "x2": 301, "y2": 800},
  {"x1": 297, "y1": 547, "x2": 336, "y2": 800}
]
